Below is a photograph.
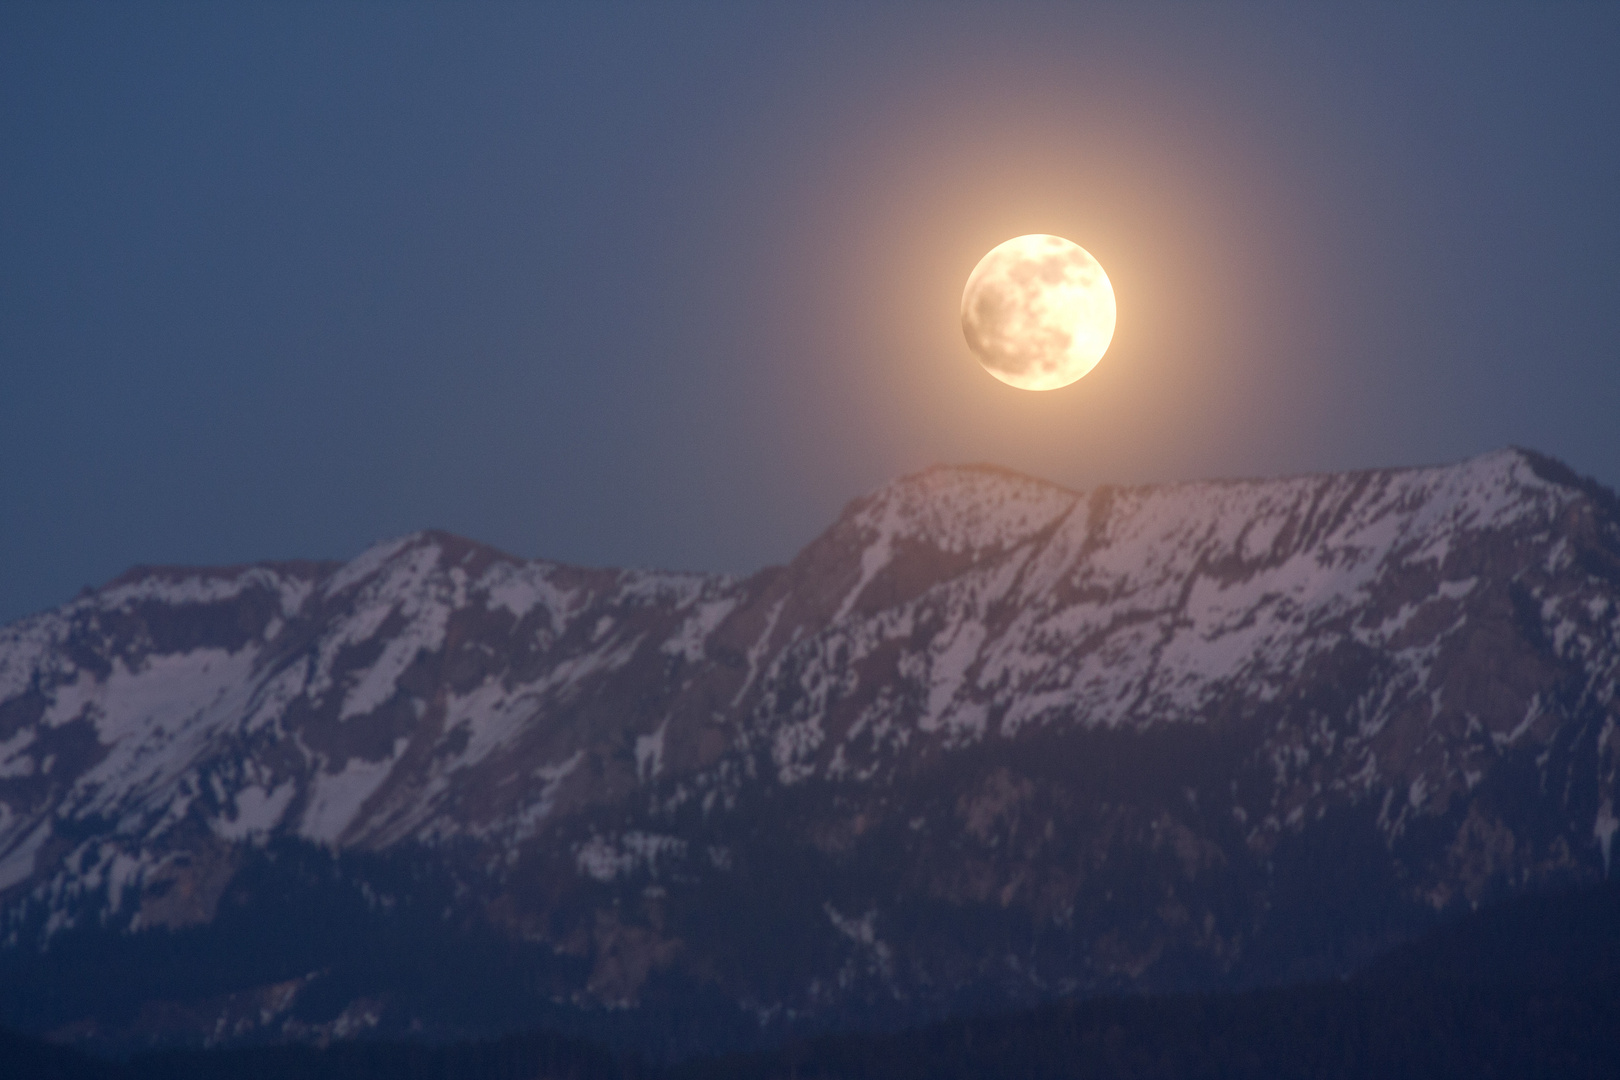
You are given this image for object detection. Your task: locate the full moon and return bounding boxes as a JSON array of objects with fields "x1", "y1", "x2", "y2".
[{"x1": 960, "y1": 234, "x2": 1117, "y2": 391}]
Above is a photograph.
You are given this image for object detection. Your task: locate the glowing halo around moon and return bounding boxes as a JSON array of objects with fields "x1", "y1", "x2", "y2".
[{"x1": 960, "y1": 234, "x2": 1117, "y2": 391}]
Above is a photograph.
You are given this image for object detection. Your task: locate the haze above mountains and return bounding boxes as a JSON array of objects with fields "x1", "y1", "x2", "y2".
[{"x1": 1, "y1": 447, "x2": 1616, "y2": 1053}]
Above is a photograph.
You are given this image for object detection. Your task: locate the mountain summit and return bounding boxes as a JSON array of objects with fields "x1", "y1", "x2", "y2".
[{"x1": 1, "y1": 448, "x2": 1616, "y2": 1049}]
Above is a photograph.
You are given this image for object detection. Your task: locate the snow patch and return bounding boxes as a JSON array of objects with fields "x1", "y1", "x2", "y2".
[
  {"x1": 662, "y1": 598, "x2": 736, "y2": 662},
  {"x1": 636, "y1": 720, "x2": 668, "y2": 782},
  {"x1": 479, "y1": 560, "x2": 574, "y2": 624},
  {"x1": 575, "y1": 832, "x2": 686, "y2": 882},
  {"x1": 0, "y1": 819, "x2": 51, "y2": 891},
  {"x1": 322, "y1": 535, "x2": 415, "y2": 597},
  {"x1": 300, "y1": 743, "x2": 406, "y2": 844},
  {"x1": 1597, "y1": 800, "x2": 1618, "y2": 876},
  {"x1": 213, "y1": 782, "x2": 296, "y2": 841}
]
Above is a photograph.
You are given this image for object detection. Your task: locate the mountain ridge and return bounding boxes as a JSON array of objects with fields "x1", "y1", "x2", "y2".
[{"x1": 1, "y1": 446, "x2": 1616, "y2": 1049}]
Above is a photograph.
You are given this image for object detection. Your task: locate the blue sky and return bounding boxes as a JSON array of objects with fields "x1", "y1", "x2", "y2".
[{"x1": 3, "y1": 3, "x2": 1617, "y2": 623}]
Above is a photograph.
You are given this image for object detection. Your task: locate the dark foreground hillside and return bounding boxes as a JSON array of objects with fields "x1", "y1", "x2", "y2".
[
  {"x1": 681, "y1": 881, "x2": 1620, "y2": 1080},
  {"x1": 7, "y1": 881, "x2": 1618, "y2": 1080}
]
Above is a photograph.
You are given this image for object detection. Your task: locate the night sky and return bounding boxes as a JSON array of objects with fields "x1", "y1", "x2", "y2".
[{"x1": 3, "y1": 4, "x2": 1617, "y2": 625}]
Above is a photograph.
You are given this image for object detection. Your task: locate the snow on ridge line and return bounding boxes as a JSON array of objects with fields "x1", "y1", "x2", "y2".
[
  {"x1": 845, "y1": 447, "x2": 1575, "y2": 566},
  {"x1": 830, "y1": 467, "x2": 1079, "y2": 622},
  {"x1": 613, "y1": 568, "x2": 729, "y2": 607},
  {"x1": 100, "y1": 569, "x2": 280, "y2": 609},
  {"x1": 478, "y1": 561, "x2": 575, "y2": 621},
  {"x1": 1107, "y1": 445, "x2": 1544, "y2": 496},
  {"x1": 852, "y1": 465, "x2": 1080, "y2": 555},
  {"x1": 6, "y1": 447, "x2": 1582, "y2": 639},
  {"x1": 321, "y1": 535, "x2": 423, "y2": 598}
]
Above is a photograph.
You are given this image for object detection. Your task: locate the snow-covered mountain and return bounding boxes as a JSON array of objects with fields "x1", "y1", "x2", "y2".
[{"x1": 1, "y1": 448, "x2": 1616, "y2": 1049}]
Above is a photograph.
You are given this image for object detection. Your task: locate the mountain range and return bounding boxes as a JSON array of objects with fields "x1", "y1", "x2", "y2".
[{"x1": 1, "y1": 446, "x2": 1616, "y2": 1053}]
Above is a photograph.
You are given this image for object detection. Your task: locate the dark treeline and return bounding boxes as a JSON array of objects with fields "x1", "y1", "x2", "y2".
[
  {"x1": 669, "y1": 979, "x2": 1620, "y2": 1080},
  {"x1": 6, "y1": 881, "x2": 1617, "y2": 1080}
]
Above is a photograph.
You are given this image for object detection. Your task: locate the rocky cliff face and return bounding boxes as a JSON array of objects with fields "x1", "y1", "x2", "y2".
[{"x1": 1, "y1": 448, "x2": 1616, "y2": 1049}]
